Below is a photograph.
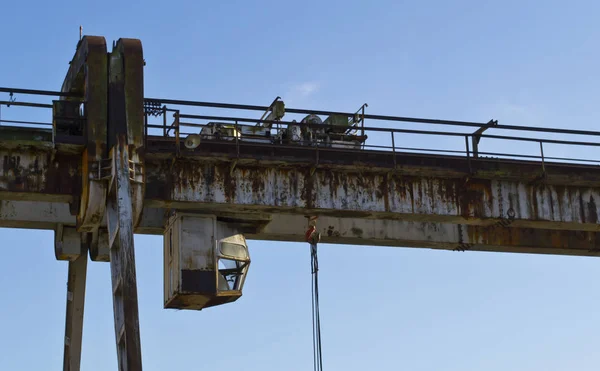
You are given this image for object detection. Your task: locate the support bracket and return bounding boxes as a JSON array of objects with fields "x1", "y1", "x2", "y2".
[
  {"x1": 55, "y1": 225, "x2": 83, "y2": 261},
  {"x1": 471, "y1": 119, "x2": 498, "y2": 158}
]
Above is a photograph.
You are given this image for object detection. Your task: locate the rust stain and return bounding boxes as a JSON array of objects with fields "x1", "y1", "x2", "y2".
[
  {"x1": 326, "y1": 225, "x2": 341, "y2": 237},
  {"x1": 578, "y1": 192, "x2": 586, "y2": 224},
  {"x1": 301, "y1": 168, "x2": 314, "y2": 209},
  {"x1": 588, "y1": 194, "x2": 598, "y2": 224},
  {"x1": 146, "y1": 158, "x2": 600, "y2": 230},
  {"x1": 457, "y1": 179, "x2": 491, "y2": 219},
  {"x1": 530, "y1": 187, "x2": 539, "y2": 220},
  {"x1": 554, "y1": 185, "x2": 566, "y2": 221},
  {"x1": 465, "y1": 223, "x2": 588, "y2": 251},
  {"x1": 547, "y1": 186, "x2": 554, "y2": 218},
  {"x1": 218, "y1": 162, "x2": 236, "y2": 203},
  {"x1": 408, "y1": 179, "x2": 415, "y2": 213},
  {"x1": 44, "y1": 153, "x2": 80, "y2": 195},
  {"x1": 289, "y1": 169, "x2": 299, "y2": 199},
  {"x1": 416, "y1": 179, "x2": 424, "y2": 210},
  {"x1": 378, "y1": 174, "x2": 390, "y2": 212},
  {"x1": 350, "y1": 227, "x2": 364, "y2": 238}
]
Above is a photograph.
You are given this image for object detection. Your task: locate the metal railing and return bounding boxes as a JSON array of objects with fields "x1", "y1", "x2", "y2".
[
  {"x1": 2, "y1": 86, "x2": 600, "y2": 169},
  {"x1": 143, "y1": 97, "x2": 600, "y2": 169}
]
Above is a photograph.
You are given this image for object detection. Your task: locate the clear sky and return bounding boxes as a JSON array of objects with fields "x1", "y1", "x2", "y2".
[{"x1": 2, "y1": 1, "x2": 600, "y2": 370}]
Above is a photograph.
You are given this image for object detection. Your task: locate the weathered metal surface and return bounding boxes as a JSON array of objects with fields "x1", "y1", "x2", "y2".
[
  {"x1": 0, "y1": 126, "x2": 53, "y2": 147},
  {"x1": 55, "y1": 225, "x2": 82, "y2": 261},
  {"x1": 89, "y1": 228, "x2": 110, "y2": 262},
  {"x1": 164, "y1": 214, "x2": 249, "y2": 310},
  {"x1": 0, "y1": 199, "x2": 598, "y2": 256},
  {"x1": 0, "y1": 200, "x2": 74, "y2": 229},
  {"x1": 0, "y1": 148, "x2": 79, "y2": 202},
  {"x1": 106, "y1": 136, "x2": 143, "y2": 371},
  {"x1": 144, "y1": 159, "x2": 600, "y2": 232},
  {"x1": 249, "y1": 214, "x2": 600, "y2": 256},
  {"x1": 145, "y1": 138, "x2": 600, "y2": 187},
  {"x1": 62, "y1": 242, "x2": 88, "y2": 371},
  {"x1": 106, "y1": 38, "x2": 144, "y2": 369},
  {"x1": 61, "y1": 35, "x2": 108, "y2": 233},
  {"x1": 111, "y1": 39, "x2": 145, "y2": 229},
  {"x1": 4, "y1": 140, "x2": 600, "y2": 234}
]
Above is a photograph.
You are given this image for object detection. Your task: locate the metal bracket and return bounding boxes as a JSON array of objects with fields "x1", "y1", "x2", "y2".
[
  {"x1": 258, "y1": 96, "x2": 284, "y2": 128},
  {"x1": 471, "y1": 119, "x2": 498, "y2": 158},
  {"x1": 89, "y1": 228, "x2": 110, "y2": 262},
  {"x1": 230, "y1": 160, "x2": 238, "y2": 176},
  {"x1": 89, "y1": 158, "x2": 113, "y2": 181},
  {"x1": 54, "y1": 224, "x2": 83, "y2": 261}
]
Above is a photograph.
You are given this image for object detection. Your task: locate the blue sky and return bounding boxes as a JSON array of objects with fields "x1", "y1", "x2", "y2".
[{"x1": 2, "y1": 1, "x2": 600, "y2": 370}]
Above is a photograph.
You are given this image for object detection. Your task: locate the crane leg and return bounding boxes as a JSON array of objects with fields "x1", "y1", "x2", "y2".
[
  {"x1": 61, "y1": 237, "x2": 89, "y2": 371},
  {"x1": 105, "y1": 37, "x2": 145, "y2": 371}
]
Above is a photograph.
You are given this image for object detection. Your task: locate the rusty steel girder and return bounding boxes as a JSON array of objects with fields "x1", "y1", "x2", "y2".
[
  {"x1": 5, "y1": 143, "x2": 600, "y2": 233},
  {"x1": 0, "y1": 146, "x2": 79, "y2": 202},
  {"x1": 144, "y1": 159, "x2": 600, "y2": 232},
  {"x1": 2, "y1": 199, "x2": 600, "y2": 256},
  {"x1": 61, "y1": 35, "x2": 108, "y2": 233}
]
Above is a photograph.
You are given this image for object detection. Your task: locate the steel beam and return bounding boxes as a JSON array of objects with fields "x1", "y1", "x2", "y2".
[
  {"x1": 0, "y1": 147, "x2": 79, "y2": 202},
  {"x1": 5, "y1": 137, "x2": 600, "y2": 232},
  {"x1": 145, "y1": 159, "x2": 600, "y2": 232},
  {"x1": 1, "y1": 199, "x2": 600, "y2": 256},
  {"x1": 249, "y1": 214, "x2": 600, "y2": 257}
]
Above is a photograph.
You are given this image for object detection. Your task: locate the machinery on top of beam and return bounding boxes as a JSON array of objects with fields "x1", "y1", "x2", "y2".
[{"x1": 182, "y1": 97, "x2": 368, "y2": 151}]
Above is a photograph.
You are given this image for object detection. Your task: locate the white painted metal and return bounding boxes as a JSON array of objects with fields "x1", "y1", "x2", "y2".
[
  {"x1": 55, "y1": 225, "x2": 83, "y2": 261},
  {"x1": 163, "y1": 213, "x2": 217, "y2": 308}
]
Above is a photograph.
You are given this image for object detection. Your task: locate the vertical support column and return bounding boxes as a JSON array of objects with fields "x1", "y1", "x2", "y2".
[
  {"x1": 63, "y1": 245, "x2": 88, "y2": 371},
  {"x1": 106, "y1": 137, "x2": 142, "y2": 371},
  {"x1": 58, "y1": 35, "x2": 107, "y2": 371},
  {"x1": 106, "y1": 38, "x2": 145, "y2": 371},
  {"x1": 55, "y1": 226, "x2": 88, "y2": 371}
]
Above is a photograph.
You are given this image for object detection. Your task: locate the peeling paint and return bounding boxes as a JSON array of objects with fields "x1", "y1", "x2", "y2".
[{"x1": 145, "y1": 159, "x2": 600, "y2": 229}]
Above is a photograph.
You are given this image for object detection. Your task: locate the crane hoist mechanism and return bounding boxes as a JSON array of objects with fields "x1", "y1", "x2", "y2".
[
  {"x1": 183, "y1": 98, "x2": 369, "y2": 150},
  {"x1": 306, "y1": 216, "x2": 324, "y2": 371}
]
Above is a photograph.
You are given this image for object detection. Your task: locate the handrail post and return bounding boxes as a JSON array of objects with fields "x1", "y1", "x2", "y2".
[
  {"x1": 144, "y1": 112, "x2": 148, "y2": 149},
  {"x1": 391, "y1": 131, "x2": 396, "y2": 169},
  {"x1": 540, "y1": 141, "x2": 546, "y2": 174},
  {"x1": 472, "y1": 136, "x2": 479, "y2": 158},
  {"x1": 175, "y1": 110, "x2": 180, "y2": 157},
  {"x1": 235, "y1": 120, "x2": 240, "y2": 158},
  {"x1": 361, "y1": 104, "x2": 366, "y2": 149},
  {"x1": 162, "y1": 106, "x2": 167, "y2": 137},
  {"x1": 465, "y1": 135, "x2": 472, "y2": 173}
]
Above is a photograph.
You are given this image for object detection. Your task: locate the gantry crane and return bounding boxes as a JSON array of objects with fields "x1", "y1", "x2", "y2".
[{"x1": 3, "y1": 35, "x2": 600, "y2": 370}]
